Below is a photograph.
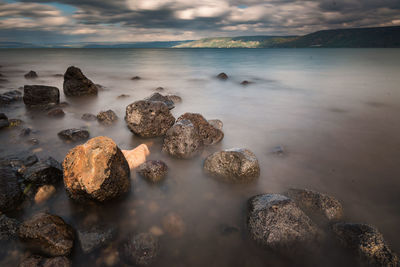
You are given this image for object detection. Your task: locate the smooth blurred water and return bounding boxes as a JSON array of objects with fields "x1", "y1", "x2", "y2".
[{"x1": 1, "y1": 48, "x2": 400, "y2": 266}]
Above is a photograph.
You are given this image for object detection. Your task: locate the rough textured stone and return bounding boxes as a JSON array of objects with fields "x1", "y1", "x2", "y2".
[
  {"x1": 24, "y1": 71, "x2": 38, "y2": 79},
  {"x1": 81, "y1": 113, "x2": 97, "y2": 121},
  {"x1": 58, "y1": 129, "x2": 90, "y2": 142},
  {"x1": 120, "y1": 233, "x2": 159, "y2": 266},
  {"x1": 217, "y1": 72, "x2": 228, "y2": 80},
  {"x1": 78, "y1": 225, "x2": 116, "y2": 254},
  {"x1": 19, "y1": 255, "x2": 71, "y2": 267},
  {"x1": 208, "y1": 119, "x2": 223, "y2": 131},
  {"x1": 63, "y1": 136, "x2": 131, "y2": 202},
  {"x1": 47, "y1": 108, "x2": 65, "y2": 117},
  {"x1": 18, "y1": 213, "x2": 74, "y2": 257},
  {"x1": 162, "y1": 120, "x2": 203, "y2": 159},
  {"x1": 203, "y1": 148, "x2": 260, "y2": 183},
  {"x1": 0, "y1": 214, "x2": 20, "y2": 242},
  {"x1": 177, "y1": 113, "x2": 224, "y2": 145},
  {"x1": 332, "y1": 223, "x2": 399, "y2": 267},
  {"x1": 23, "y1": 157, "x2": 63, "y2": 186},
  {"x1": 23, "y1": 85, "x2": 60, "y2": 107},
  {"x1": 0, "y1": 167, "x2": 22, "y2": 212},
  {"x1": 125, "y1": 100, "x2": 175, "y2": 138},
  {"x1": 145, "y1": 93, "x2": 175, "y2": 110},
  {"x1": 63, "y1": 66, "x2": 98, "y2": 96},
  {"x1": 97, "y1": 110, "x2": 118, "y2": 125},
  {"x1": 137, "y1": 160, "x2": 168, "y2": 183}
]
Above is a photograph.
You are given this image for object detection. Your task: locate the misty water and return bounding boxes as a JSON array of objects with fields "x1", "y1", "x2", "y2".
[{"x1": 1, "y1": 48, "x2": 400, "y2": 266}]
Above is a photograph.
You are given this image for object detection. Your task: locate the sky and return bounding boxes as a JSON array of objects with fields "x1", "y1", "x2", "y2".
[{"x1": 0, "y1": 0, "x2": 399, "y2": 44}]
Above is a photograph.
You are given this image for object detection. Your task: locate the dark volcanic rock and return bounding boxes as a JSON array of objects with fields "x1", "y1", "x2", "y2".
[
  {"x1": 177, "y1": 113, "x2": 224, "y2": 145},
  {"x1": 63, "y1": 66, "x2": 98, "y2": 96},
  {"x1": 0, "y1": 214, "x2": 20, "y2": 242},
  {"x1": 63, "y1": 136, "x2": 131, "y2": 202},
  {"x1": 137, "y1": 160, "x2": 168, "y2": 183},
  {"x1": 247, "y1": 194, "x2": 322, "y2": 253},
  {"x1": 0, "y1": 90, "x2": 22, "y2": 105},
  {"x1": 97, "y1": 110, "x2": 118, "y2": 125},
  {"x1": 18, "y1": 213, "x2": 74, "y2": 257},
  {"x1": 0, "y1": 152, "x2": 38, "y2": 174},
  {"x1": 203, "y1": 148, "x2": 260, "y2": 183},
  {"x1": 58, "y1": 128, "x2": 89, "y2": 142},
  {"x1": 0, "y1": 113, "x2": 9, "y2": 129},
  {"x1": 217, "y1": 72, "x2": 228, "y2": 80},
  {"x1": 78, "y1": 225, "x2": 116, "y2": 254},
  {"x1": 81, "y1": 113, "x2": 97, "y2": 121},
  {"x1": 23, "y1": 85, "x2": 60, "y2": 107},
  {"x1": 19, "y1": 255, "x2": 71, "y2": 267},
  {"x1": 162, "y1": 120, "x2": 203, "y2": 159},
  {"x1": 332, "y1": 223, "x2": 399, "y2": 266},
  {"x1": 24, "y1": 71, "x2": 38, "y2": 79},
  {"x1": 145, "y1": 93, "x2": 175, "y2": 110},
  {"x1": 241, "y1": 80, "x2": 252, "y2": 85},
  {"x1": 0, "y1": 167, "x2": 22, "y2": 212},
  {"x1": 125, "y1": 100, "x2": 175, "y2": 138},
  {"x1": 120, "y1": 233, "x2": 159, "y2": 266},
  {"x1": 47, "y1": 108, "x2": 65, "y2": 117},
  {"x1": 117, "y1": 94, "x2": 130, "y2": 99},
  {"x1": 285, "y1": 188, "x2": 344, "y2": 224},
  {"x1": 23, "y1": 157, "x2": 63, "y2": 186},
  {"x1": 131, "y1": 76, "x2": 141, "y2": 80}
]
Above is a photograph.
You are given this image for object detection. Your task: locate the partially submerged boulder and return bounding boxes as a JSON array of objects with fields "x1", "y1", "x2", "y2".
[
  {"x1": 23, "y1": 157, "x2": 63, "y2": 186},
  {"x1": 81, "y1": 113, "x2": 97, "y2": 121},
  {"x1": 217, "y1": 72, "x2": 228, "y2": 80},
  {"x1": 97, "y1": 110, "x2": 118, "y2": 125},
  {"x1": 137, "y1": 160, "x2": 168, "y2": 183},
  {"x1": 203, "y1": 148, "x2": 260, "y2": 183},
  {"x1": 47, "y1": 108, "x2": 65, "y2": 117},
  {"x1": 63, "y1": 136, "x2": 131, "y2": 202},
  {"x1": 24, "y1": 71, "x2": 38, "y2": 79},
  {"x1": 23, "y1": 85, "x2": 60, "y2": 107},
  {"x1": 58, "y1": 129, "x2": 90, "y2": 142},
  {"x1": 145, "y1": 93, "x2": 175, "y2": 110},
  {"x1": 63, "y1": 66, "x2": 98, "y2": 96},
  {"x1": 0, "y1": 166, "x2": 22, "y2": 213},
  {"x1": 78, "y1": 225, "x2": 116, "y2": 254},
  {"x1": 119, "y1": 233, "x2": 159, "y2": 266},
  {"x1": 125, "y1": 100, "x2": 175, "y2": 138},
  {"x1": 131, "y1": 76, "x2": 141, "y2": 80}
]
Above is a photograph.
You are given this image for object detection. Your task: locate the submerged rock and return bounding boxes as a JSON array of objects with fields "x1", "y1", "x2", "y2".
[
  {"x1": 217, "y1": 72, "x2": 228, "y2": 80},
  {"x1": 117, "y1": 94, "x2": 130, "y2": 99},
  {"x1": 78, "y1": 225, "x2": 116, "y2": 254},
  {"x1": 162, "y1": 120, "x2": 203, "y2": 159},
  {"x1": 162, "y1": 213, "x2": 185, "y2": 238},
  {"x1": 241, "y1": 80, "x2": 252, "y2": 86},
  {"x1": 81, "y1": 113, "x2": 97, "y2": 121},
  {"x1": 119, "y1": 233, "x2": 159, "y2": 266},
  {"x1": 34, "y1": 185, "x2": 56, "y2": 204},
  {"x1": 58, "y1": 128, "x2": 90, "y2": 142},
  {"x1": 155, "y1": 87, "x2": 164, "y2": 92},
  {"x1": 0, "y1": 90, "x2": 22, "y2": 105},
  {"x1": 18, "y1": 213, "x2": 75, "y2": 256},
  {"x1": 0, "y1": 113, "x2": 9, "y2": 129},
  {"x1": 24, "y1": 71, "x2": 38, "y2": 79},
  {"x1": 23, "y1": 85, "x2": 60, "y2": 107},
  {"x1": 203, "y1": 148, "x2": 260, "y2": 183},
  {"x1": 0, "y1": 214, "x2": 20, "y2": 242},
  {"x1": 137, "y1": 160, "x2": 168, "y2": 183},
  {"x1": 165, "y1": 94, "x2": 182, "y2": 103},
  {"x1": 97, "y1": 110, "x2": 118, "y2": 125},
  {"x1": 131, "y1": 76, "x2": 141, "y2": 80},
  {"x1": 332, "y1": 223, "x2": 399, "y2": 266},
  {"x1": 63, "y1": 136, "x2": 131, "y2": 202},
  {"x1": 145, "y1": 93, "x2": 175, "y2": 110},
  {"x1": 47, "y1": 108, "x2": 65, "y2": 117},
  {"x1": 63, "y1": 66, "x2": 98, "y2": 96},
  {"x1": 19, "y1": 255, "x2": 71, "y2": 267},
  {"x1": 23, "y1": 157, "x2": 63, "y2": 186},
  {"x1": 125, "y1": 100, "x2": 175, "y2": 138},
  {"x1": 0, "y1": 167, "x2": 22, "y2": 213}
]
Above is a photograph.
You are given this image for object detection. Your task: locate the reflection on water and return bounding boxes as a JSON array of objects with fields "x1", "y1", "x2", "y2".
[{"x1": 1, "y1": 48, "x2": 400, "y2": 266}]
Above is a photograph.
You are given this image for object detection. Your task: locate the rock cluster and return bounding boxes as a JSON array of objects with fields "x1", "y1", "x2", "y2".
[{"x1": 63, "y1": 66, "x2": 98, "y2": 96}]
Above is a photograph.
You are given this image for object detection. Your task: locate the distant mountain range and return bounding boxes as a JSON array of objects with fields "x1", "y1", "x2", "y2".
[{"x1": 1, "y1": 26, "x2": 400, "y2": 48}]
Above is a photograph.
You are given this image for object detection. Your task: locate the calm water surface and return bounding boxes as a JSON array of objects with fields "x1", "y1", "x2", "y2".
[{"x1": 0, "y1": 48, "x2": 400, "y2": 266}]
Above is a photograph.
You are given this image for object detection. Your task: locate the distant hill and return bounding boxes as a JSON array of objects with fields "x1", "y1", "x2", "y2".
[{"x1": 0, "y1": 41, "x2": 192, "y2": 48}]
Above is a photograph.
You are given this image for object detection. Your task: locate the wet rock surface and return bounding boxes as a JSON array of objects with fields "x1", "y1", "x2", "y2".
[
  {"x1": 77, "y1": 225, "x2": 116, "y2": 254},
  {"x1": 63, "y1": 136, "x2": 131, "y2": 202},
  {"x1": 332, "y1": 223, "x2": 400, "y2": 266},
  {"x1": 58, "y1": 129, "x2": 90, "y2": 142},
  {"x1": 204, "y1": 148, "x2": 260, "y2": 182},
  {"x1": 81, "y1": 113, "x2": 97, "y2": 121},
  {"x1": 125, "y1": 100, "x2": 175, "y2": 138},
  {"x1": 18, "y1": 213, "x2": 74, "y2": 256},
  {"x1": 23, "y1": 85, "x2": 60, "y2": 107},
  {"x1": 137, "y1": 160, "x2": 168, "y2": 183},
  {"x1": 97, "y1": 110, "x2": 118, "y2": 125},
  {"x1": 0, "y1": 90, "x2": 22, "y2": 105},
  {"x1": 145, "y1": 93, "x2": 175, "y2": 109},
  {"x1": 217, "y1": 72, "x2": 228, "y2": 80},
  {"x1": 0, "y1": 214, "x2": 20, "y2": 242},
  {"x1": 0, "y1": 166, "x2": 22, "y2": 212},
  {"x1": 24, "y1": 71, "x2": 38, "y2": 79},
  {"x1": 162, "y1": 120, "x2": 203, "y2": 159},
  {"x1": 0, "y1": 113, "x2": 9, "y2": 129},
  {"x1": 119, "y1": 233, "x2": 159, "y2": 266},
  {"x1": 23, "y1": 157, "x2": 63, "y2": 186},
  {"x1": 63, "y1": 66, "x2": 98, "y2": 96},
  {"x1": 19, "y1": 255, "x2": 71, "y2": 267},
  {"x1": 47, "y1": 108, "x2": 65, "y2": 117}
]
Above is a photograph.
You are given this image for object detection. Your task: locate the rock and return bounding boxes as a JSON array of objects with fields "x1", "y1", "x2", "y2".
[
  {"x1": 8, "y1": 119, "x2": 23, "y2": 127},
  {"x1": 165, "y1": 94, "x2": 182, "y2": 103},
  {"x1": 81, "y1": 113, "x2": 97, "y2": 121},
  {"x1": 125, "y1": 100, "x2": 175, "y2": 138},
  {"x1": 24, "y1": 71, "x2": 38, "y2": 79},
  {"x1": 97, "y1": 110, "x2": 118, "y2": 125},
  {"x1": 0, "y1": 113, "x2": 9, "y2": 129},
  {"x1": 332, "y1": 223, "x2": 399, "y2": 266},
  {"x1": 203, "y1": 148, "x2": 260, "y2": 183},
  {"x1": 241, "y1": 80, "x2": 252, "y2": 85},
  {"x1": 137, "y1": 160, "x2": 168, "y2": 183},
  {"x1": 208, "y1": 119, "x2": 223, "y2": 131},
  {"x1": 63, "y1": 66, "x2": 98, "y2": 96},
  {"x1": 217, "y1": 72, "x2": 228, "y2": 80},
  {"x1": 23, "y1": 85, "x2": 60, "y2": 107},
  {"x1": 162, "y1": 213, "x2": 185, "y2": 238},
  {"x1": 34, "y1": 185, "x2": 56, "y2": 204},
  {"x1": 47, "y1": 108, "x2": 65, "y2": 117},
  {"x1": 177, "y1": 113, "x2": 224, "y2": 145},
  {"x1": 18, "y1": 213, "x2": 74, "y2": 256},
  {"x1": 119, "y1": 233, "x2": 159, "y2": 266},
  {"x1": 0, "y1": 167, "x2": 22, "y2": 213},
  {"x1": 162, "y1": 120, "x2": 203, "y2": 159},
  {"x1": 78, "y1": 225, "x2": 116, "y2": 254},
  {"x1": 155, "y1": 87, "x2": 164, "y2": 92},
  {"x1": 0, "y1": 90, "x2": 22, "y2": 105},
  {"x1": 247, "y1": 194, "x2": 322, "y2": 253},
  {"x1": 145, "y1": 93, "x2": 175, "y2": 110},
  {"x1": 58, "y1": 128, "x2": 90, "y2": 142},
  {"x1": 284, "y1": 188, "x2": 343, "y2": 224},
  {"x1": 19, "y1": 255, "x2": 71, "y2": 267},
  {"x1": 117, "y1": 94, "x2": 130, "y2": 99},
  {"x1": 63, "y1": 136, "x2": 131, "y2": 202},
  {"x1": 271, "y1": 145, "x2": 285, "y2": 156},
  {"x1": 0, "y1": 214, "x2": 20, "y2": 242},
  {"x1": 20, "y1": 128, "x2": 32, "y2": 137},
  {"x1": 218, "y1": 224, "x2": 239, "y2": 236},
  {"x1": 23, "y1": 157, "x2": 63, "y2": 186},
  {"x1": 0, "y1": 152, "x2": 38, "y2": 173},
  {"x1": 131, "y1": 76, "x2": 141, "y2": 80}
]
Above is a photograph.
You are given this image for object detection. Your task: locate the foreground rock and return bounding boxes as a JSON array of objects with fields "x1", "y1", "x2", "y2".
[
  {"x1": 119, "y1": 233, "x2": 159, "y2": 266},
  {"x1": 0, "y1": 167, "x2": 22, "y2": 212},
  {"x1": 217, "y1": 72, "x2": 228, "y2": 80},
  {"x1": 18, "y1": 213, "x2": 74, "y2": 256},
  {"x1": 0, "y1": 214, "x2": 20, "y2": 242},
  {"x1": 125, "y1": 100, "x2": 175, "y2": 138},
  {"x1": 204, "y1": 148, "x2": 260, "y2": 182},
  {"x1": 332, "y1": 223, "x2": 399, "y2": 266},
  {"x1": 63, "y1": 66, "x2": 98, "y2": 96},
  {"x1": 177, "y1": 113, "x2": 224, "y2": 145},
  {"x1": 137, "y1": 160, "x2": 168, "y2": 183},
  {"x1": 97, "y1": 110, "x2": 118, "y2": 125},
  {"x1": 23, "y1": 85, "x2": 60, "y2": 107},
  {"x1": 145, "y1": 93, "x2": 175, "y2": 109},
  {"x1": 247, "y1": 194, "x2": 322, "y2": 253},
  {"x1": 285, "y1": 188, "x2": 343, "y2": 224},
  {"x1": 0, "y1": 113, "x2": 9, "y2": 129},
  {"x1": 0, "y1": 90, "x2": 22, "y2": 105},
  {"x1": 23, "y1": 157, "x2": 63, "y2": 186},
  {"x1": 81, "y1": 113, "x2": 97, "y2": 121},
  {"x1": 78, "y1": 225, "x2": 116, "y2": 254},
  {"x1": 24, "y1": 71, "x2": 38, "y2": 79},
  {"x1": 19, "y1": 255, "x2": 71, "y2": 267},
  {"x1": 58, "y1": 129, "x2": 90, "y2": 142},
  {"x1": 63, "y1": 136, "x2": 130, "y2": 202},
  {"x1": 162, "y1": 120, "x2": 203, "y2": 159}
]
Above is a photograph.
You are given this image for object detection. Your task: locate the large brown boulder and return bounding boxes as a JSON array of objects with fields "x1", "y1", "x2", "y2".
[
  {"x1": 125, "y1": 100, "x2": 175, "y2": 138},
  {"x1": 23, "y1": 85, "x2": 60, "y2": 107},
  {"x1": 18, "y1": 213, "x2": 74, "y2": 256},
  {"x1": 63, "y1": 136, "x2": 130, "y2": 202},
  {"x1": 63, "y1": 66, "x2": 98, "y2": 96},
  {"x1": 177, "y1": 113, "x2": 223, "y2": 145}
]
